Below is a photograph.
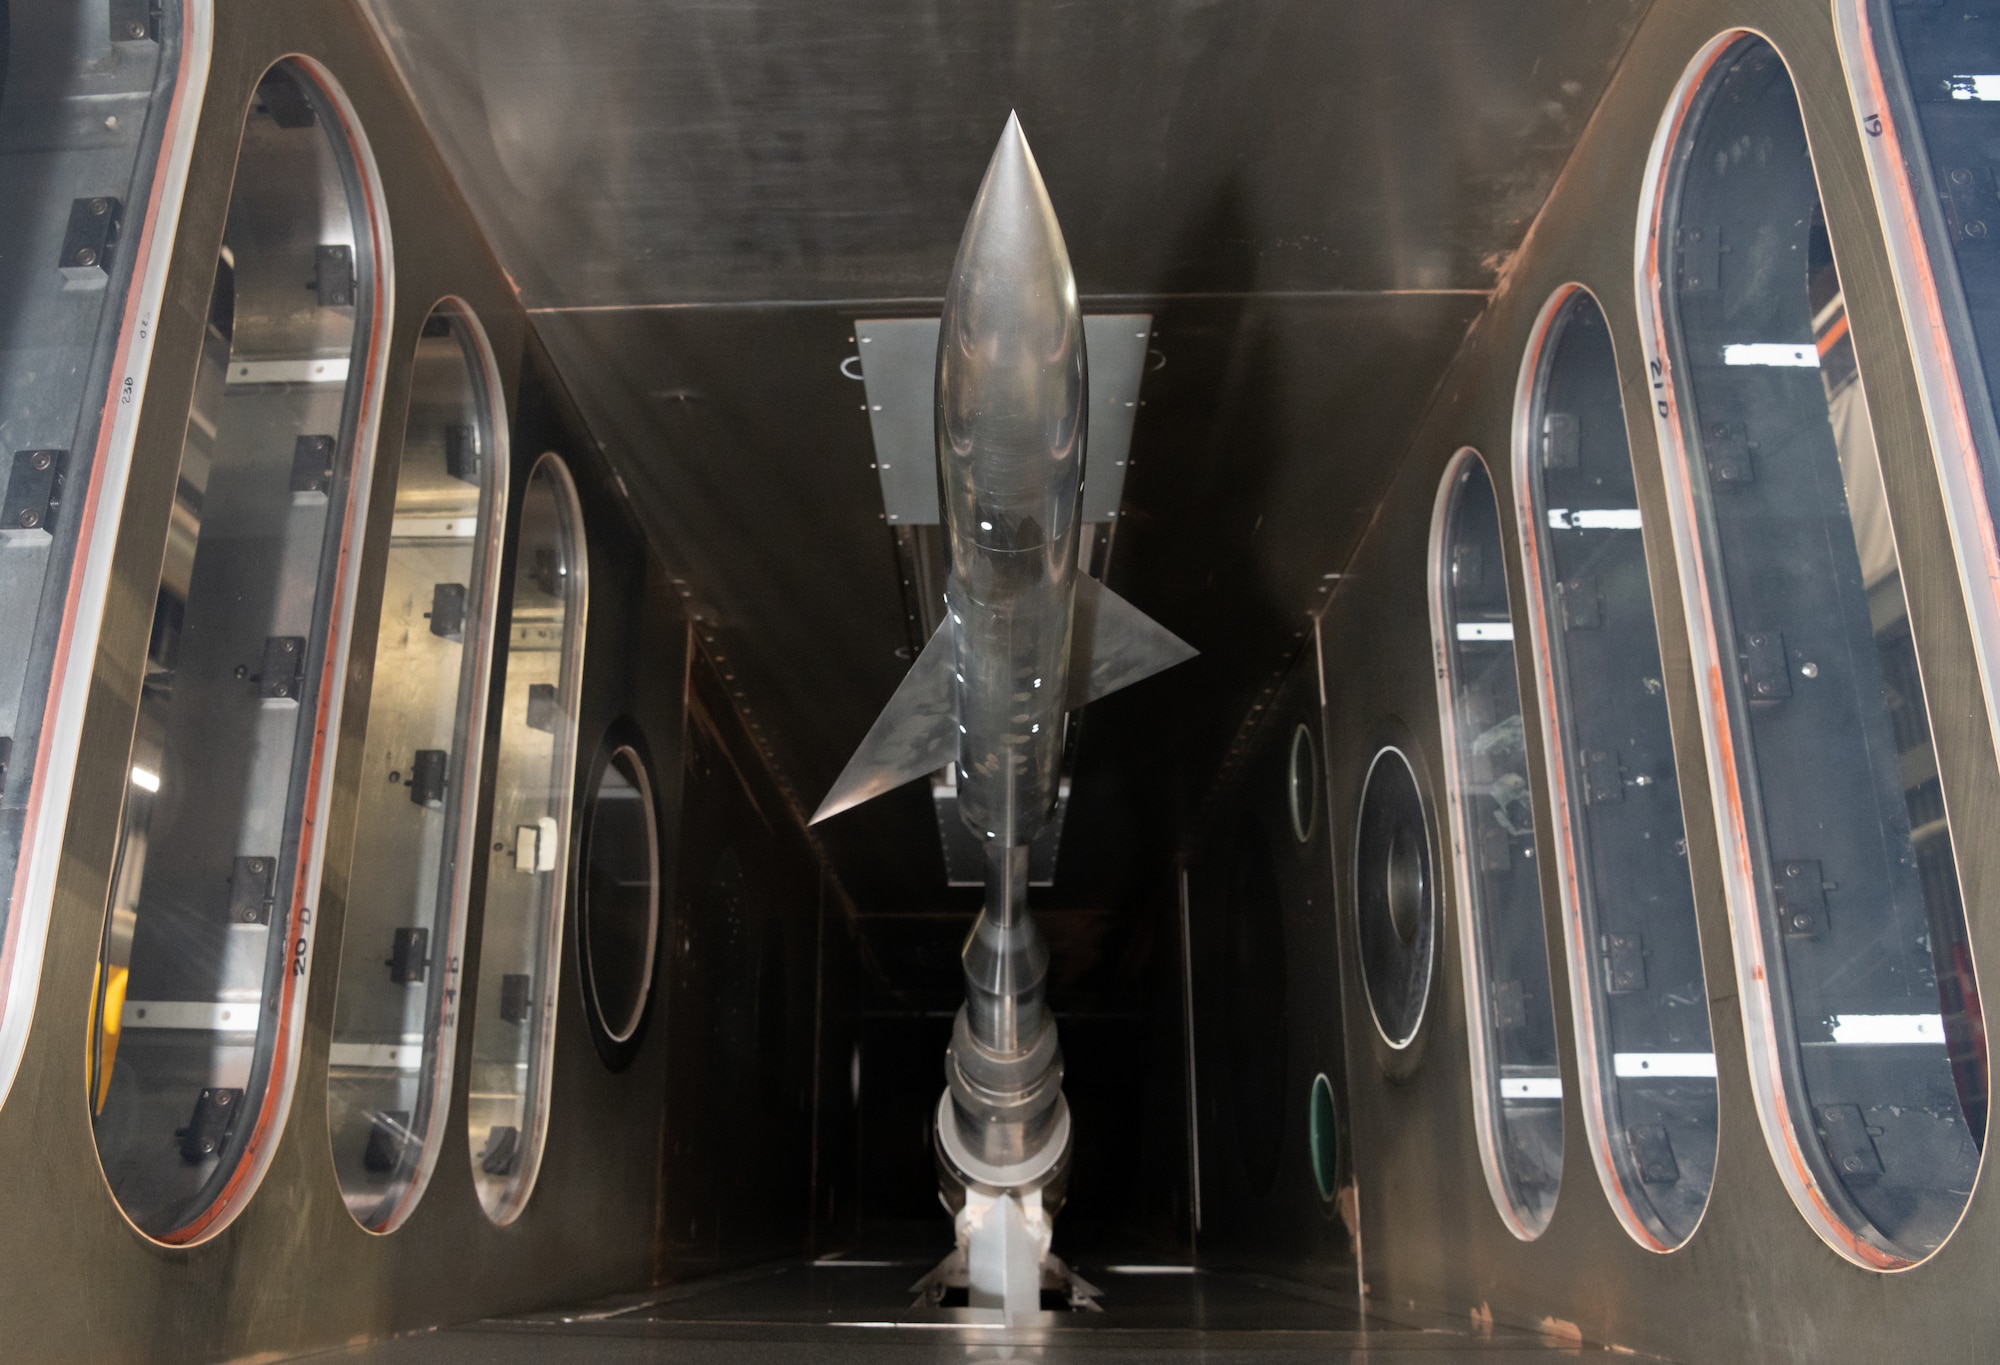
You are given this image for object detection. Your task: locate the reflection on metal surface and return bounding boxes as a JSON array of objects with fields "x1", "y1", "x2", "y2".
[
  {"x1": 856, "y1": 315, "x2": 1151, "y2": 526},
  {"x1": 354, "y1": 0, "x2": 1648, "y2": 305},
  {"x1": 467, "y1": 452, "x2": 587, "y2": 1225},
  {"x1": 87, "y1": 57, "x2": 389, "y2": 1244},
  {"x1": 0, "y1": 0, "x2": 208, "y2": 1121},
  {"x1": 1639, "y1": 33, "x2": 1985, "y2": 1269},
  {"x1": 1430, "y1": 449, "x2": 1562, "y2": 1238},
  {"x1": 327, "y1": 301, "x2": 507, "y2": 1233},
  {"x1": 1514, "y1": 286, "x2": 1717, "y2": 1252},
  {"x1": 815, "y1": 116, "x2": 1191, "y2": 1317}
]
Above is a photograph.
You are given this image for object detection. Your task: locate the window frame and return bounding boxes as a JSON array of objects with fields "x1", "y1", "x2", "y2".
[
  {"x1": 0, "y1": 0, "x2": 212, "y2": 1116},
  {"x1": 325, "y1": 296, "x2": 509, "y2": 1234},
  {"x1": 1634, "y1": 29, "x2": 1982, "y2": 1270},
  {"x1": 1835, "y1": 0, "x2": 2000, "y2": 776},
  {"x1": 1513, "y1": 282, "x2": 1719, "y2": 1252},
  {"x1": 467, "y1": 449, "x2": 589, "y2": 1226},
  {"x1": 89, "y1": 54, "x2": 394, "y2": 1246},
  {"x1": 1427, "y1": 445, "x2": 1566, "y2": 1239}
]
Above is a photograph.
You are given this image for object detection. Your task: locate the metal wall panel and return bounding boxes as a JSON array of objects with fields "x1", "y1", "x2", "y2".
[{"x1": 1315, "y1": 0, "x2": 2000, "y2": 1358}]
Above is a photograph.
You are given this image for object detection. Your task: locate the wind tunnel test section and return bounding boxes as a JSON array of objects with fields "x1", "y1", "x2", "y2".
[{"x1": 13, "y1": 1, "x2": 2000, "y2": 1362}]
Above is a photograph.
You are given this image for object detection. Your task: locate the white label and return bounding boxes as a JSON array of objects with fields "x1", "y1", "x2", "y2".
[
  {"x1": 1947, "y1": 74, "x2": 2000, "y2": 101},
  {"x1": 1500, "y1": 1076, "x2": 1563, "y2": 1100},
  {"x1": 226, "y1": 357, "x2": 351, "y2": 385},
  {"x1": 514, "y1": 824, "x2": 540, "y2": 872},
  {"x1": 1548, "y1": 508, "x2": 1643, "y2": 530},
  {"x1": 1456, "y1": 622, "x2": 1513, "y2": 642},
  {"x1": 1830, "y1": 1013, "x2": 1944, "y2": 1045},
  {"x1": 390, "y1": 516, "x2": 478, "y2": 540},
  {"x1": 1612, "y1": 1052, "x2": 1717, "y2": 1078},
  {"x1": 1723, "y1": 343, "x2": 1817, "y2": 368}
]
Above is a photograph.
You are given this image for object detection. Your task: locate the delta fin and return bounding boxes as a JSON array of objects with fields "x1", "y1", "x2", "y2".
[
  {"x1": 1066, "y1": 576, "x2": 1197, "y2": 709},
  {"x1": 811, "y1": 621, "x2": 959, "y2": 825}
]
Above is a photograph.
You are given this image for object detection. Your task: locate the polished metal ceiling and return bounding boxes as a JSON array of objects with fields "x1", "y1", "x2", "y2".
[{"x1": 356, "y1": 0, "x2": 1651, "y2": 934}]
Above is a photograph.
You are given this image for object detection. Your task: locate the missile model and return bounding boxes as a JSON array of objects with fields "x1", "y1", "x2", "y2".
[{"x1": 813, "y1": 113, "x2": 1195, "y2": 1314}]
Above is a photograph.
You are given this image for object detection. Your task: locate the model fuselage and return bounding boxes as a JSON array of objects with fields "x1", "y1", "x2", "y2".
[{"x1": 937, "y1": 118, "x2": 1087, "y2": 851}]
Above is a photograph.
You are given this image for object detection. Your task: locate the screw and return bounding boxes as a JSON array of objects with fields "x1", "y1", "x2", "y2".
[
  {"x1": 1968, "y1": 221, "x2": 1989, "y2": 239},
  {"x1": 73, "y1": 247, "x2": 97, "y2": 267},
  {"x1": 31, "y1": 452, "x2": 52, "y2": 471},
  {"x1": 1792, "y1": 914, "x2": 1812, "y2": 931},
  {"x1": 127, "y1": 22, "x2": 146, "y2": 38},
  {"x1": 1951, "y1": 167, "x2": 1974, "y2": 187},
  {"x1": 18, "y1": 509, "x2": 38, "y2": 528},
  {"x1": 91, "y1": 198, "x2": 109, "y2": 215}
]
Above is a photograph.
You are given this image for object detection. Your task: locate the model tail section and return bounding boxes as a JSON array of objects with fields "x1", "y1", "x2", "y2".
[
  {"x1": 1065, "y1": 576, "x2": 1197, "y2": 708},
  {"x1": 813, "y1": 581, "x2": 1194, "y2": 825},
  {"x1": 811, "y1": 621, "x2": 958, "y2": 825}
]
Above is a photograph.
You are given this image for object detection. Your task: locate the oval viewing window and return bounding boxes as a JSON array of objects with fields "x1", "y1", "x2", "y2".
[
  {"x1": 1640, "y1": 35, "x2": 1985, "y2": 1267},
  {"x1": 1838, "y1": 0, "x2": 2000, "y2": 786},
  {"x1": 87, "y1": 60, "x2": 388, "y2": 1242},
  {"x1": 1287, "y1": 725, "x2": 1319, "y2": 844},
  {"x1": 1353, "y1": 745, "x2": 1438, "y2": 1055},
  {"x1": 1514, "y1": 288, "x2": 1718, "y2": 1251},
  {"x1": 468, "y1": 452, "x2": 587, "y2": 1223},
  {"x1": 326, "y1": 302, "x2": 507, "y2": 1232},
  {"x1": 1428, "y1": 450, "x2": 1564, "y2": 1237},
  {"x1": 579, "y1": 739, "x2": 660, "y2": 1060},
  {"x1": 0, "y1": 0, "x2": 208, "y2": 1118}
]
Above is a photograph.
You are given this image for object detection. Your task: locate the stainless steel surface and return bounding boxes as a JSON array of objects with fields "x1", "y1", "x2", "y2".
[
  {"x1": 307, "y1": 1259, "x2": 1664, "y2": 1362},
  {"x1": 355, "y1": 0, "x2": 1650, "y2": 306},
  {"x1": 934, "y1": 114, "x2": 1087, "y2": 851},
  {"x1": 857, "y1": 315, "x2": 1149, "y2": 527},
  {"x1": 815, "y1": 122, "x2": 1191, "y2": 1243},
  {"x1": 0, "y1": 4, "x2": 692, "y2": 1357}
]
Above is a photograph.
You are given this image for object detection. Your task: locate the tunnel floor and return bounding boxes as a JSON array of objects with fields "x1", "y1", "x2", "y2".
[{"x1": 313, "y1": 1258, "x2": 1664, "y2": 1362}]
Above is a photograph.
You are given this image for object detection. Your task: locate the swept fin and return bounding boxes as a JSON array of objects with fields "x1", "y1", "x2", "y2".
[
  {"x1": 1066, "y1": 576, "x2": 1198, "y2": 709},
  {"x1": 811, "y1": 622, "x2": 959, "y2": 825}
]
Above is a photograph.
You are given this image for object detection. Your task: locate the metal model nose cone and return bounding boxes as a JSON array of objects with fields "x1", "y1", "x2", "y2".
[{"x1": 936, "y1": 112, "x2": 1087, "y2": 567}]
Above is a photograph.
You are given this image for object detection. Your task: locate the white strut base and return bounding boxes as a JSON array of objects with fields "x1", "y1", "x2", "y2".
[{"x1": 960, "y1": 1189, "x2": 1050, "y2": 1317}]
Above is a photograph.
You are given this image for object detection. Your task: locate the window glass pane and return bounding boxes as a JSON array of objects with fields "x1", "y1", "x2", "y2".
[
  {"x1": 1516, "y1": 288, "x2": 1717, "y2": 1250},
  {"x1": 1839, "y1": 0, "x2": 2000, "y2": 763},
  {"x1": 327, "y1": 303, "x2": 505, "y2": 1231},
  {"x1": 1641, "y1": 35, "x2": 1984, "y2": 1267},
  {"x1": 579, "y1": 741, "x2": 659, "y2": 1054},
  {"x1": 87, "y1": 60, "x2": 386, "y2": 1242},
  {"x1": 468, "y1": 451, "x2": 586, "y2": 1224},
  {"x1": 1429, "y1": 449, "x2": 1564, "y2": 1237},
  {"x1": 0, "y1": 0, "x2": 205, "y2": 1110}
]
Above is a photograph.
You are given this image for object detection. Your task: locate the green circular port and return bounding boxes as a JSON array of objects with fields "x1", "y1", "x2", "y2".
[{"x1": 1309, "y1": 1072, "x2": 1340, "y2": 1201}]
